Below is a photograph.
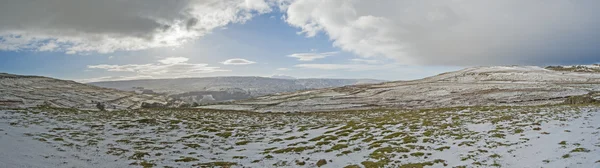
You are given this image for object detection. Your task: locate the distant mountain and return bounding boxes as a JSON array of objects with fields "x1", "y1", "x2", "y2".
[
  {"x1": 0, "y1": 73, "x2": 172, "y2": 110},
  {"x1": 88, "y1": 76, "x2": 385, "y2": 104},
  {"x1": 270, "y1": 75, "x2": 296, "y2": 79},
  {"x1": 201, "y1": 66, "x2": 600, "y2": 112}
]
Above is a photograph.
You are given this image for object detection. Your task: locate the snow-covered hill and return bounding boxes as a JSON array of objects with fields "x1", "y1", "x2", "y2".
[
  {"x1": 545, "y1": 64, "x2": 600, "y2": 73},
  {"x1": 88, "y1": 77, "x2": 385, "y2": 104},
  {"x1": 0, "y1": 73, "x2": 171, "y2": 110},
  {"x1": 89, "y1": 76, "x2": 385, "y2": 96},
  {"x1": 201, "y1": 66, "x2": 600, "y2": 112}
]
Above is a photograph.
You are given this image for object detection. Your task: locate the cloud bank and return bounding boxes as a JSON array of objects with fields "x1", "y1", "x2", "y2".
[
  {"x1": 0, "y1": 0, "x2": 272, "y2": 54},
  {"x1": 285, "y1": 0, "x2": 600, "y2": 65},
  {"x1": 287, "y1": 51, "x2": 338, "y2": 61},
  {"x1": 88, "y1": 57, "x2": 228, "y2": 78}
]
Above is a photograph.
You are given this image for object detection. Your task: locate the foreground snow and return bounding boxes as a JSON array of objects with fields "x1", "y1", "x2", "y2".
[{"x1": 1, "y1": 105, "x2": 599, "y2": 167}]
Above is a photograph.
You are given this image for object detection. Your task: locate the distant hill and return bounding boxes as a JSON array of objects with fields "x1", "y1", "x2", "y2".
[
  {"x1": 88, "y1": 76, "x2": 385, "y2": 104},
  {"x1": 0, "y1": 73, "x2": 171, "y2": 110},
  {"x1": 545, "y1": 64, "x2": 600, "y2": 72},
  {"x1": 201, "y1": 66, "x2": 600, "y2": 112}
]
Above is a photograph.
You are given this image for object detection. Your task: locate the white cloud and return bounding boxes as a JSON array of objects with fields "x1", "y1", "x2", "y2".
[
  {"x1": 158, "y1": 57, "x2": 189, "y2": 64},
  {"x1": 350, "y1": 58, "x2": 379, "y2": 64},
  {"x1": 287, "y1": 51, "x2": 338, "y2": 61},
  {"x1": 284, "y1": 0, "x2": 600, "y2": 65},
  {"x1": 0, "y1": 0, "x2": 274, "y2": 54},
  {"x1": 88, "y1": 57, "x2": 228, "y2": 78},
  {"x1": 276, "y1": 68, "x2": 291, "y2": 71},
  {"x1": 221, "y1": 58, "x2": 256, "y2": 65},
  {"x1": 77, "y1": 75, "x2": 155, "y2": 83}
]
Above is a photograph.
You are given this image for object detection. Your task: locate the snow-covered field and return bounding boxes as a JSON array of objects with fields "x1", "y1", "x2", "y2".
[{"x1": 1, "y1": 105, "x2": 599, "y2": 168}]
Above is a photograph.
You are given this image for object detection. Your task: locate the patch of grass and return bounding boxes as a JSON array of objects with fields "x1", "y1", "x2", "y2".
[
  {"x1": 235, "y1": 140, "x2": 250, "y2": 145},
  {"x1": 410, "y1": 152, "x2": 425, "y2": 157},
  {"x1": 284, "y1": 136, "x2": 299, "y2": 140},
  {"x1": 491, "y1": 133, "x2": 506, "y2": 138},
  {"x1": 370, "y1": 146, "x2": 410, "y2": 160},
  {"x1": 331, "y1": 144, "x2": 349, "y2": 150},
  {"x1": 361, "y1": 161, "x2": 386, "y2": 168},
  {"x1": 140, "y1": 161, "x2": 155, "y2": 168},
  {"x1": 402, "y1": 136, "x2": 418, "y2": 143},
  {"x1": 194, "y1": 162, "x2": 237, "y2": 167},
  {"x1": 184, "y1": 144, "x2": 201, "y2": 149},
  {"x1": 309, "y1": 135, "x2": 327, "y2": 141},
  {"x1": 562, "y1": 154, "x2": 570, "y2": 158},
  {"x1": 316, "y1": 159, "x2": 327, "y2": 167},
  {"x1": 491, "y1": 161, "x2": 501, "y2": 167},
  {"x1": 435, "y1": 146, "x2": 450, "y2": 151},
  {"x1": 272, "y1": 146, "x2": 315, "y2": 154},
  {"x1": 216, "y1": 131, "x2": 233, "y2": 138},
  {"x1": 129, "y1": 152, "x2": 150, "y2": 160},
  {"x1": 270, "y1": 138, "x2": 283, "y2": 143},
  {"x1": 559, "y1": 141, "x2": 567, "y2": 145},
  {"x1": 181, "y1": 134, "x2": 209, "y2": 139},
  {"x1": 570, "y1": 148, "x2": 590, "y2": 153},
  {"x1": 423, "y1": 130, "x2": 434, "y2": 136},
  {"x1": 136, "y1": 118, "x2": 157, "y2": 124},
  {"x1": 175, "y1": 157, "x2": 199, "y2": 162},
  {"x1": 295, "y1": 160, "x2": 306, "y2": 166},
  {"x1": 315, "y1": 141, "x2": 331, "y2": 146},
  {"x1": 362, "y1": 136, "x2": 375, "y2": 142},
  {"x1": 383, "y1": 132, "x2": 403, "y2": 139},
  {"x1": 398, "y1": 162, "x2": 434, "y2": 168},
  {"x1": 514, "y1": 128, "x2": 524, "y2": 134}
]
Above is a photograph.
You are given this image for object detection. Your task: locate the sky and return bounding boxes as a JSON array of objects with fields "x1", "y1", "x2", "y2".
[{"x1": 1, "y1": 0, "x2": 599, "y2": 82}]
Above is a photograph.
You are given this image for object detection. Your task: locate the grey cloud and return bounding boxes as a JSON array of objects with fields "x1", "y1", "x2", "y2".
[
  {"x1": 0, "y1": 0, "x2": 272, "y2": 54},
  {"x1": 286, "y1": 0, "x2": 600, "y2": 66}
]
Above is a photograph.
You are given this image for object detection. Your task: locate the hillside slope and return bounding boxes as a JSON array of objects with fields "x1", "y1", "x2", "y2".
[
  {"x1": 0, "y1": 73, "x2": 170, "y2": 110},
  {"x1": 201, "y1": 66, "x2": 600, "y2": 112}
]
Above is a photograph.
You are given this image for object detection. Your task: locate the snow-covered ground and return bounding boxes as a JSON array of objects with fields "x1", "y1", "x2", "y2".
[{"x1": 1, "y1": 105, "x2": 599, "y2": 167}]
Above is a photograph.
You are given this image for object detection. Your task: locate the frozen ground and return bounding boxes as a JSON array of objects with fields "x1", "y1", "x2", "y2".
[{"x1": 1, "y1": 105, "x2": 599, "y2": 168}]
